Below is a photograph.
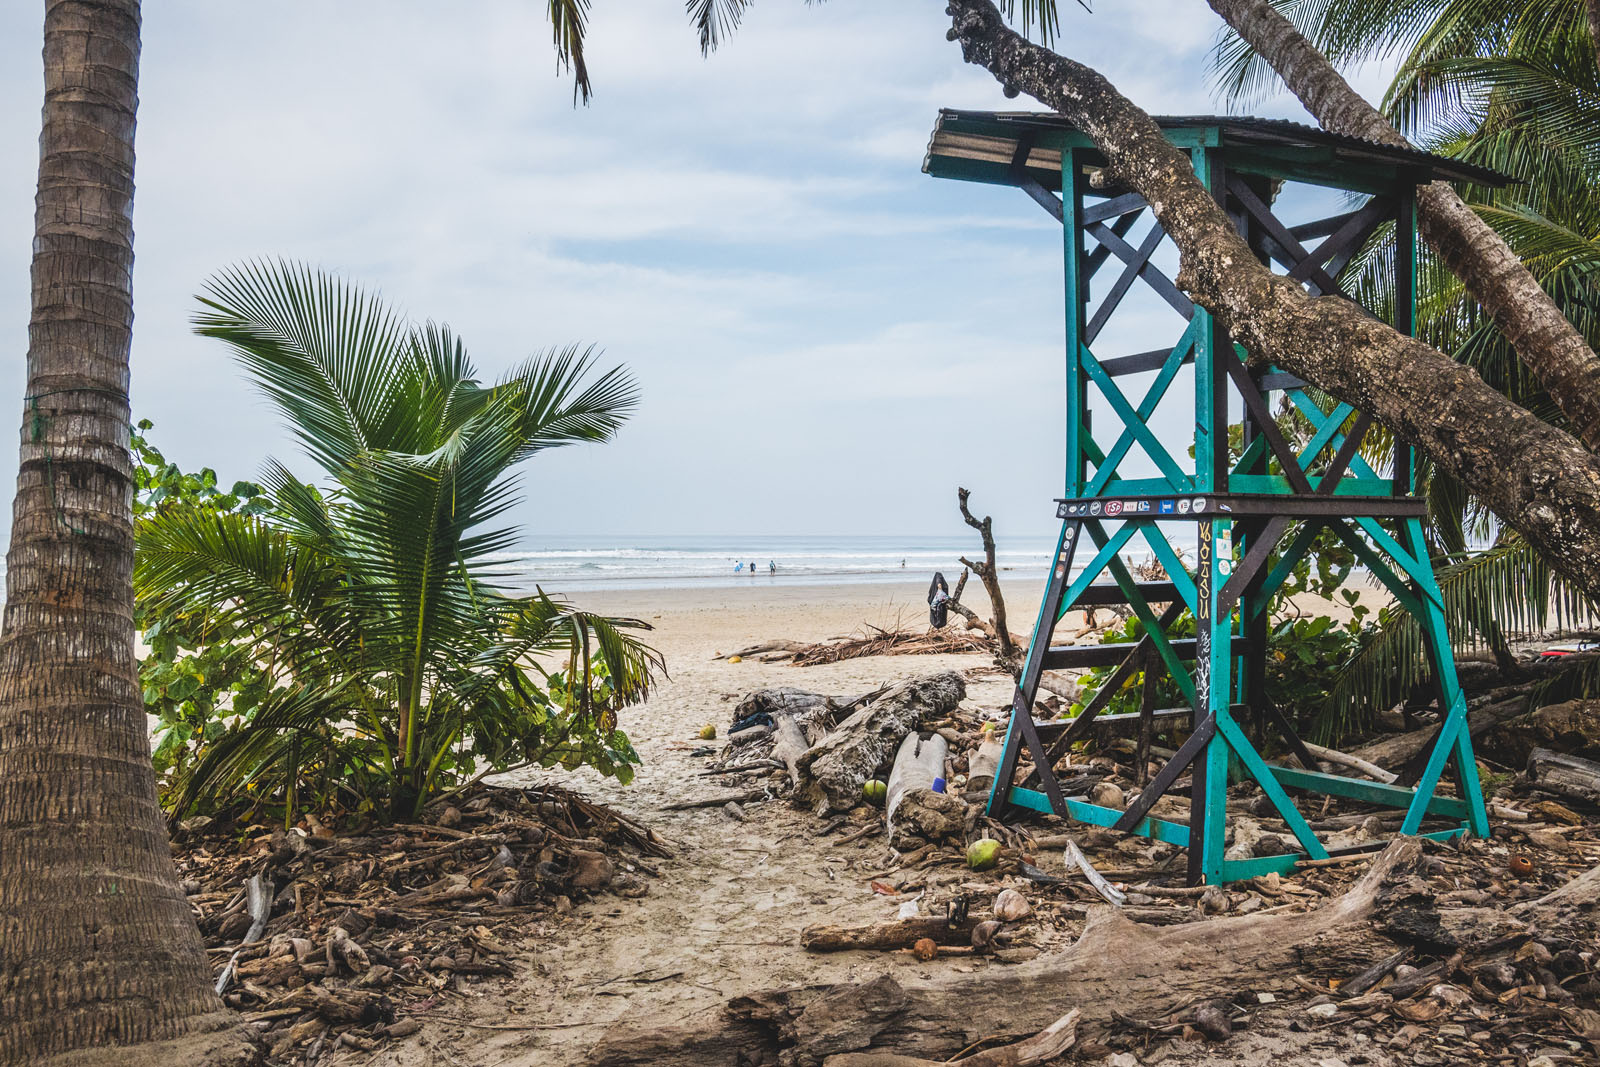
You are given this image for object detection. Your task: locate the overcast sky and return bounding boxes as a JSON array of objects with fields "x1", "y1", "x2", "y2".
[{"x1": 0, "y1": 2, "x2": 1394, "y2": 548}]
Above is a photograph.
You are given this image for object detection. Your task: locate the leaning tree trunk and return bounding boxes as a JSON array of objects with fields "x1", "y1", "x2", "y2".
[
  {"x1": 1208, "y1": 0, "x2": 1600, "y2": 453},
  {"x1": 0, "y1": 3, "x2": 251, "y2": 1064},
  {"x1": 1589, "y1": 0, "x2": 1600, "y2": 66},
  {"x1": 941, "y1": 0, "x2": 1600, "y2": 604}
]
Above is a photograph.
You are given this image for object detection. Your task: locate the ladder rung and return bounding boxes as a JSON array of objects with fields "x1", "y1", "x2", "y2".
[
  {"x1": 1042, "y1": 636, "x2": 1248, "y2": 669},
  {"x1": 1035, "y1": 706, "x2": 1191, "y2": 738},
  {"x1": 1069, "y1": 581, "x2": 1181, "y2": 607}
]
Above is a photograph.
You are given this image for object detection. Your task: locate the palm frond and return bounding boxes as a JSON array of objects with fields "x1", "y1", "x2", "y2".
[
  {"x1": 193, "y1": 260, "x2": 415, "y2": 477},
  {"x1": 1317, "y1": 536, "x2": 1600, "y2": 738},
  {"x1": 686, "y1": 0, "x2": 748, "y2": 55},
  {"x1": 549, "y1": 0, "x2": 594, "y2": 104}
]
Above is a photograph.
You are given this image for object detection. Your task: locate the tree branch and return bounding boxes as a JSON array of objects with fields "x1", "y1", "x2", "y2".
[
  {"x1": 943, "y1": 0, "x2": 1600, "y2": 603},
  {"x1": 1207, "y1": 0, "x2": 1600, "y2": 452},
  {"x1": 957, "y1": 487, "x2": 1015, "y2": 661}
]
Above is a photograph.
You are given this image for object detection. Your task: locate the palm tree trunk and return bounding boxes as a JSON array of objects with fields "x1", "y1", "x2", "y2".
[
  {"x1": 0, "y1": 3, "x2": 250, "y2": 1063},
  {"x1": 1206, "y1": 0, "x2": 1600, "y2": 453},
  {"x1": 943, "y1": 0, "x2": 1600, "y2": 603},
  {"x1": 1589, "y1": 0, "x2": 1600, "y2": 66}
]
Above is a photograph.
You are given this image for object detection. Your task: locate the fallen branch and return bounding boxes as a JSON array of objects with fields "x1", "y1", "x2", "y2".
[
  {"x1": 1302, "y1": 741, "x2": 1396, "y2": 784},
  {"x1": 956, "y1": 486, "x2": 1018, "y2": 668},
  {"x1": 801, "y1": 916, "x2": 981, "y2": 952},
  {"x1": 715, "y1": 641, "x2": 812, "y2": 661},
  {"x1": 1064, "y1": 839, "x2": 1126, "y2": 905}
]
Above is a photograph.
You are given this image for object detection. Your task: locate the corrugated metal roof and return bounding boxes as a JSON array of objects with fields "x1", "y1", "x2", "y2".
[{"x1": 924, "y1": 109, "x2": 1512, "y2": 189}]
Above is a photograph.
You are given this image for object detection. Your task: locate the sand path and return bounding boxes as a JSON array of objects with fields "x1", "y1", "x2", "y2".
[{"x1": 370, "y1": 581, "x2": 1020, "y2": 1065}]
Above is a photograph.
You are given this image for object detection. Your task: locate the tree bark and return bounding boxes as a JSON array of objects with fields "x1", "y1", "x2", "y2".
[
  {"x1": 943, "y1": 0, "x2": 1600, "y2": 604},
  {"x1": 1589, "y1": 0, "x2": 1600, "y2": 67},
  {"x1": 0, "y1": 3, "x2": 253, "y2": 1064},
  {"x1": 1208, "y1": 0, "x2": 1600, "y2": 452}
]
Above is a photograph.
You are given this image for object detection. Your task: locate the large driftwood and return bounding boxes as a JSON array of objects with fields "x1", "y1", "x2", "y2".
[
  {"x1": 824, "y1": 1009, "x2": 1078, "y2": 1067},
  {"x1": 1486, "y1": 699, "x2": 1600, "y2": 768},
  {"x1": 885, "y1": 733, "x2": 947, "y2": 833},
  {"x1": 588, "y1": 840, "x2": 1600, "y2": 1066},
  {"x1": 731, "y1": 688, "x2": 839, "y2": 726},
  {"x1": 795, "y1": 673, "x2": 966, "y2": 814},
  {"x1": 1351, "y1": 696, "x2": 1529, "y2": 769},
  {"x1": 1528, "y1": 747, "x2": 1600, "y2": 805}
]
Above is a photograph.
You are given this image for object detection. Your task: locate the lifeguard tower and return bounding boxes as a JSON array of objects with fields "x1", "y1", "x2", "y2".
[{"x1": 923, "y1": 111, "x2": 1508, "y2": 885}]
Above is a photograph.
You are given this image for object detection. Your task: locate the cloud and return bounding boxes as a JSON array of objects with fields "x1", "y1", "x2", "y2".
[{"x1": 0, "y1": 0, "x2": 1280, "y2": 546}]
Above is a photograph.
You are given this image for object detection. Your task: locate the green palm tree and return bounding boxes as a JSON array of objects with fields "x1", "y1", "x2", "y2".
[
  {"x1": 1212, "y1": 0, "x2": 1600, "y2": 736},
  {"x1": 136, "y1": 260, "x2": 661, "y2": 819}
]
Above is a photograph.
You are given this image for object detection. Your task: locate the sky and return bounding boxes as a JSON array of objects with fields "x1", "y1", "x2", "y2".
[{"x1": 0, "y1": 1, "x2": 1397, "y2": 549}]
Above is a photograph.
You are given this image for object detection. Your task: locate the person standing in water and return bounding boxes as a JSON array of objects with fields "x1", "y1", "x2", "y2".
[{"x1": 768, "y1": 560, "x2": 776, "y2": 574}]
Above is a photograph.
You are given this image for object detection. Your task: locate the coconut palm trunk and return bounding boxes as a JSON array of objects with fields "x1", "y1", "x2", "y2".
[
  {"x1": 0, "y1": 3, "x2": 247, "y2": 1063},
  {"x1": 1205, "y1": 0, "x2": 1600, "y2": 453}
]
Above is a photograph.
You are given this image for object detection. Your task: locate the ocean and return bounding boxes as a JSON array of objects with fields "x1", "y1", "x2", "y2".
[{"x1": 488, "y1": 534, "x2": 1061, "y2": 592}]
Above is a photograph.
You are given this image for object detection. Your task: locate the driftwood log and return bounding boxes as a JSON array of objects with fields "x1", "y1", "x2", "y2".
[
  {"x1": 586, "y1": 840, "x2": 1600, "y2": 1066},
  {"x1": 1351, "y1": 695, "x2": 1528, "y2": 768},
  {"x1": 795, "y1": 673, "x2": 966, "y2": 814},
  {"x1": 1528, "y1": 747, "x2": 1600, "y2": 805},
  {"x1": 1487, "y1": 699, "x2": 1600, "y2": 767},
  {"x1": 824, "y1": 1009, "x2": 1078, "y2": 1067}
]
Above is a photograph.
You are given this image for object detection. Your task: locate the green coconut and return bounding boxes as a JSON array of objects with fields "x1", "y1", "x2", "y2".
[
  {"x1": 862, "y1": 779, "x2": 888, "y2": 805},
  {"x1": 698, "y1": 723, "x2": 717, "y2": 740},
  {"x1": 966, "y1": 838, "x2": 1002, "y2": 871}
]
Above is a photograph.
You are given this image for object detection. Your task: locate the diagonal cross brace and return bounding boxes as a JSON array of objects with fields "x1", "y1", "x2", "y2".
[
  {"x1": 1084, "y1": 220, "x2": 1195, "y2": 319},
  {"x1": 1085, "y1": 321, "x2": 1199, "y2": 496}
]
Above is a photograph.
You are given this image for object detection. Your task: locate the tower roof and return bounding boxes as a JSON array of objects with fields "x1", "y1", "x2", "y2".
[{"x1": 924, "y1": 109, "x2": 1511, "y2": 195}]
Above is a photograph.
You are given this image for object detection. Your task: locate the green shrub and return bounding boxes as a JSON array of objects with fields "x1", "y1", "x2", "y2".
[{"x1": 135, "y1": 261, "x2": 661, "y2": 823}]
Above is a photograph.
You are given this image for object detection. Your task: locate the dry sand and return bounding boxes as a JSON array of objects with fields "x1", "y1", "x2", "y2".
[{"x1": 368, "y1": 578, "x2": 1397, "y2": 1067}]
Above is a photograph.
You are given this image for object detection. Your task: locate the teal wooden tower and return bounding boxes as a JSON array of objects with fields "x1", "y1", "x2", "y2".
[{"x1": 923, "y1": 111, "x2": 1507, "y2": 885}]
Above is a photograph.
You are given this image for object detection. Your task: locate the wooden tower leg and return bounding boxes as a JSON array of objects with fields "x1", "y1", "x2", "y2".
[
  {"x1": 987, "y1": 518, "x2": 1082, "y2": 819},
  {"x1": 1189, "y1": 515, "x2": 1230, "y2": 884},
  {"x1": 1397, "y1": 518, "x2": 1491, "y2": 837}
]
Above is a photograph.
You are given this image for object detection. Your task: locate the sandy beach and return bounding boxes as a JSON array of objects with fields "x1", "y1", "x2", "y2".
[{"x1": 369, "y1": 575, "x2": 1395, "y2": 1066}]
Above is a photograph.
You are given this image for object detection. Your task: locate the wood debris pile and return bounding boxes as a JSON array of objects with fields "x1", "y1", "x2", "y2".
[
  {"x1": 173, "y1": 782, "x2": 668, "y2": 1062},
  {"x1": 688, "y1": 674, "x2": 1600, "y2": 1064}
]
